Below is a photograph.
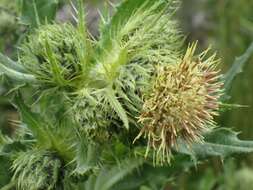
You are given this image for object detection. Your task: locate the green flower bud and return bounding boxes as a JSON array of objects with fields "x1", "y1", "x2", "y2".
[
  {"x1": 20, "y1": 23, "x2": 85, "y2": 89},
  {"x1": 12, "y1": 150, "x2": 62, "y2": 190}
]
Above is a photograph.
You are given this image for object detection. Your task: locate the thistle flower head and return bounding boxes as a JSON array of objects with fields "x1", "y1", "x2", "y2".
[
  {"x1": 12, "y1": 150, "x2": 62, "y2": 190},
  {"x1": 20, "y1": 23, "x2": 84, "y2": 89},
  {"x1": 135, "y1": 43, "x2": 223, "y2": 164}
]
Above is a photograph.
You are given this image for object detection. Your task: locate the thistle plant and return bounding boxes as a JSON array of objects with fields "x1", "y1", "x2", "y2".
[{"x1": 0, "y1": 0, "x2": 253, "y2": 190}]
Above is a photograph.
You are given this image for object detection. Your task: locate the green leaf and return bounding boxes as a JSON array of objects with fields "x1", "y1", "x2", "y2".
[
  {"x1": 98, "y1": 0, "x2": 174, "y2": 60},
  {"x1": 105, "y1": 88, "x2": 129, "y2": 130},
  {"x1": 13, "y1": 95, "x2": 75, "y2": 162},
  {"x1": 114, "y1": 164, "x2": 172, "y2": 190},
  {"x1": 18, "y1": 0, "x2": 59, "y2": 27},
  {"x1": 0, "y1": 155, "x2": 12, "y2": 188},
  {"x1": 223, "y1": 42, "x2": 253, "y2": 97},
  {"x1": 85, "y1": 158, "x2": 144, "y2": 190},
  {"x1": 177, "y1": 128, "x2": 253, "y2": 161},
  {"x1": 13, "y1": 94, "x2": 51, "y2": 146},
  {"x1": 75, "y1": 139, "x2": 100, "y2": 175},
  {"x1": 100, "y1": 0, "x2": 169, "y2": 43},
  {"x1": 0, "y1": 181, "x2": 16, "y2": 190}
]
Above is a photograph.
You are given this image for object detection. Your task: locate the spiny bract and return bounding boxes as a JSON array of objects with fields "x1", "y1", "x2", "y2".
[{"x1": 135, "y1": 44, "x2": 223, "y2": 164}]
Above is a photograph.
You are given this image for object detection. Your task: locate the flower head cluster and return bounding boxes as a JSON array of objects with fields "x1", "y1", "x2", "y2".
[{"x1": 136, "y1": 44, "x2": 223, "y2": 164}]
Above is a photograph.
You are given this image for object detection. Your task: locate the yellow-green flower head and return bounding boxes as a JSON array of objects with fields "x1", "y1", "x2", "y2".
[{"x1": 135, "y1": 43, "x2": 223, "y2": 164}]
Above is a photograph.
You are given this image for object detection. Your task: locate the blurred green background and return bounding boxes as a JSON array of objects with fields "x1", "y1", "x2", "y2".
[
  {"x1": 177, "y1": 0, "x2": 253, "y2": 189},
  {"x1": 0, "y1": 0, "x2": 253, "y2": 189}
]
